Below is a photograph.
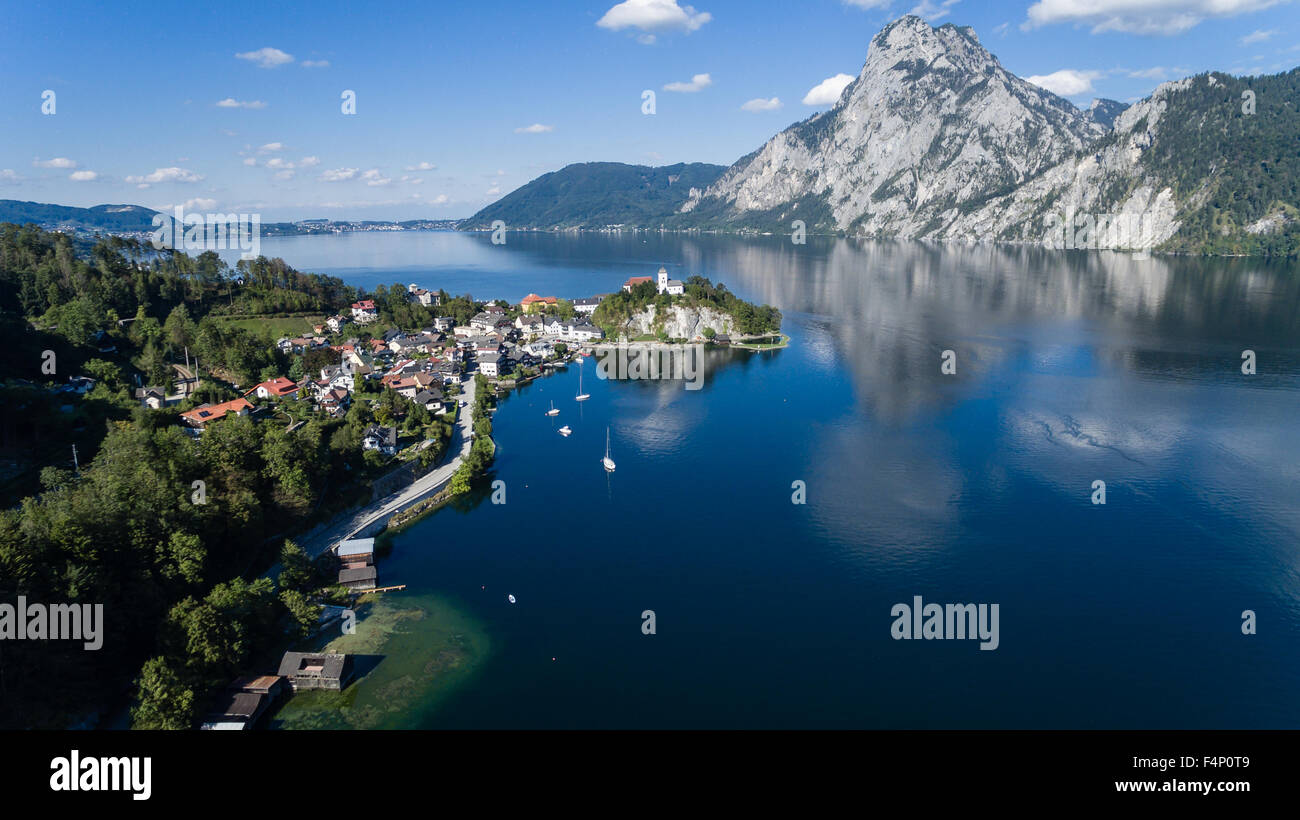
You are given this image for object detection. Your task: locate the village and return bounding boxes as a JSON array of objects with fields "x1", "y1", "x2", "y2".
[{"x1": 168, "y1": 282, "x2": 621, "y2": 729}]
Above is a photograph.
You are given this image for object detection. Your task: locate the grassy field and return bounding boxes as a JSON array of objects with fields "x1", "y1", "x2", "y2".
[{"x1": 214, "y1": 314, "x2": 326, "y2": 339}]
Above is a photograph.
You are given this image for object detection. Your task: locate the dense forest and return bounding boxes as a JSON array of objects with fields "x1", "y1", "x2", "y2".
[{"x1": 0, "y1": 225, "x2": 465, "y2": 728}]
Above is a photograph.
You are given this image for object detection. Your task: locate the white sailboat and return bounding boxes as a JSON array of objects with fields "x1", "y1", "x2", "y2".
[
  {"x1": 545, "y1": 400, "x2": 559, "y2": 416},
  {"x1": 602, "y1": 427, "x2": 616, "y2": 472},
  {"x1": 575, "y1": 358, "x2": 590, "y2": 401}
]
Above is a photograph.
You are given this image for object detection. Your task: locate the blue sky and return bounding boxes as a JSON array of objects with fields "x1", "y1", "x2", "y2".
[{"x1": 2, "y1": 0, "x2": 1296, "y2": 221}]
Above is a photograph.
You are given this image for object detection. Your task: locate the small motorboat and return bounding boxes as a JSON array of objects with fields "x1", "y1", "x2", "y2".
[
  {"x1": 558, "y1": 426, "x2": 572, "y2": 436},
  {"x1": 507, "y1": 594, "x2": 517, "y2": 604}
]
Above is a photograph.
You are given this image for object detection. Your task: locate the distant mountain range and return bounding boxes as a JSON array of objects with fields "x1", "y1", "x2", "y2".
[
  {"x1": 460, "y1": 162, "x2": 726, "y2": 230},
  {"x1": 0, "y1": 200, "x2": 160, "y2": 232},
  {"x1": 467, "y1": 15, "x2": 1300, "y2": 255}
]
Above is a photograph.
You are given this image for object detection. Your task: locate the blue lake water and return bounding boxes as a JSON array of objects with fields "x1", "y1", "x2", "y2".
[{"x1": 253, "y1": 231, "x2": 1300, "y2": 728}]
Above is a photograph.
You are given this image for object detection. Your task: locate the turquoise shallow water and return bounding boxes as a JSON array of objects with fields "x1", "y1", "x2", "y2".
[{"x1": 256, "y1": 231, "x2": 1300, "y2": 728}]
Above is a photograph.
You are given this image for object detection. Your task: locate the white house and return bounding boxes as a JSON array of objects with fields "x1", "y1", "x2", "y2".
[
  {"x1": 477, "y1": 352, "x2": 504, "y2": 378},
  {"x1": 350, "y1": 300, "x2": 378, "y2": 323},
  {"x1": 573, "y1": 296, "x2": 606, "y2": 314},
  {"x1": 362, "y1": 424, "x2": 397, "y2": 456},
  {"x1": 657, "y1": 267, "x2": 685, "y2": 296}
]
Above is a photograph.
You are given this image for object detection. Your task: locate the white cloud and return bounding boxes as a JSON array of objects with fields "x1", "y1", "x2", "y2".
[
  {"x1": 274, "y1": 170, "x2": 295, "y2": 180},
  {"x1": 740, "y1": 96, "x2": 782, "y2": 112},
  {"x1": 68, "y1": 170, "x2": 98, "y2": 181},
  {"x1": 597, "y1": 0, "x2": 712, "y2": 33},
  {"x1": 399, "y1": 175, "x2": 425, "y2": 184},
  {"x1": 33, "y1": 157, "x2": 77, "y2": 169},
  {"x1": 169, "y1": 198, "x2": 218, "y2": 211},
  {"x1": 485, "y1": 186, "x2": 501, "y2": 196},
  {"x1": 1127, "y1": 65, "x2": 1187, "y2": 79},
  {"x1": 258, "y1": 142, "x2": 284, "y2": 152},
  {"x1": 125, "y1": 167, "x2": 204, "y2": 184},
  {"x1": 802, "y1": 73, "x2": 855, "y2": 106},
  {"x1": 265, "y1": 157, "x2": 295, "y2": 170},
  {"x1": 235, "y1": 47, "x2": 295, "y2": 68},
  {"x1": 663, "y1": 73, "x2": 712, "y2": 92},
  {"x1": 242, "y1": 157, "x2": 257, "y2": 166},
  {"x1": 992, "y1": 21, "x2": 1011, "y2": 36},
  {"x1": 362, "y1": 169, "x2": 391, "y2": 186},
  {"x1": 1026, "y1": 69, "x2": 1103, "y2": 97},
  {"x1": 320, "y1": 168, "x2": 359, "y2": 182},
  {"x1": 0, "y1": 169, "x2": 20, "y2": 183},
  {"x1": 910, "y1": 0, "x2": 961, "y2": 22},
  {"x1": 514, "y1": 123, "x2": 554, "y2": 133},
  {"x1": 300, "y1": 59, "x2": 330, "y2": 68},
  {"x1": 405, "y1": 161, "x2": 437, "y2": 171},
  {"x1": 1024, "y1": 0, "x2": 1286, "y2": 36},
  {"x1": 1240, "y1": 28, "x2": 1278, "y2": 44},
  {"x1": 432, "y1": 194, "x2": 449, "y2": 205},
  {"x1": 299, "y1": 156, "x2": 321, "y2": 167},
  {"x1": 216, "y1": 98, "x2": 267, "y2": 109},
  {"x1": 842, "y1": 0, "x2": 889, "y2": 8}
]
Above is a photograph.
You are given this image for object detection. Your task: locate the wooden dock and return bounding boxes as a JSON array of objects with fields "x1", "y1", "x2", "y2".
[{"x1": 358, "y1": 584, "x2": 407, "y2": 595}]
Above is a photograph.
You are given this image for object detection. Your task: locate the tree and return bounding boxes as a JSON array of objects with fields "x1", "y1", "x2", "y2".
[
  {"x1": 130, "y1": 656, "x2": 196, "y2": 729},
  {"x1": 279, "y1": 539, "x2": 313, "y2": 592},
  {"x1": 280, "y1": 589, "x2": 318, "y2": 639}
]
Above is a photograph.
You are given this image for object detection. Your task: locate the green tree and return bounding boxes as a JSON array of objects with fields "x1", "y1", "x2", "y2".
[{"x1": 130, "y1": 656, "x2": 196, "y2": 730}]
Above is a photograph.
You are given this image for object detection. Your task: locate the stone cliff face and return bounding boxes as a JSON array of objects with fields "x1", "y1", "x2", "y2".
[{"x1": 619, "y1": 305, "x2": 737, "y2": 339}]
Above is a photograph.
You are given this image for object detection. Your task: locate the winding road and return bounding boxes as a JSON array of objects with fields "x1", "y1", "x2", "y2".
[{"x1": 301, "y1": 374, "x2": 478, "y2": 558}]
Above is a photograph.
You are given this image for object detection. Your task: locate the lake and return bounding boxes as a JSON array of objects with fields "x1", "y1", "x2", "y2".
[{"x1": 267, "y1": 230, "x2": 1300, "y2": 729}]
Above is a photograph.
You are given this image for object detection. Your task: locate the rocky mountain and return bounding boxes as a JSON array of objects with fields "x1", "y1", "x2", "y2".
[
  {"x1": 465, "y1": 15, "x2": 1298, "y2": 255},
  {"x1": 1084, "y1": 98, "x2": 1129, "y2": 130},
  {"x1": 677, "y1": 15, "x2": 1298, "y2": 254},
  {"x1": 461, "y1": 162, "x2": 725, "y2": 230},
  {"x1": 677, "y1": 16, "x2": 1108, "y2": 236}
]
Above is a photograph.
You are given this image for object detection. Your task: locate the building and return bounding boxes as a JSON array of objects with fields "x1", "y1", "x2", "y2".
[
  {"x1": 622, "y1": 276, "x2": 653, "y2": 293},
  {"x1": 338, "y1": 565, "x2": 377, "y2": 591},
  {"x1": 573, "y1": 295, "x2": 607, "y2": 315},
  {"x1": 326, "y1": 314, "x2": 349, "y2": 333},
  {"x1": 337, "y1": 538, "x2": 375, "y2": 567},
  {"x1": 362, "y1": 424, "x2": 397, "y2": 456},
  {"x1": 200, "y1": 692, "x2": 268, "y2": 730},
  {"x1": 520, "y1": 293, "x2": 558, "y2": 314},
  {"x1": 276, "y1": 652, "x2": 353, "y2": 691},
  {"x1": 246, "y1": 377, "x2": 299, "y2": 401},
  {"x1": 134, "y1": 386, "x2": 166, "y2": 409},
  {"x1": 350, "y1": 300, "x2": 378, "y2": 323},
  {"x1": 515, "y1": 314, "x2": 545, "y2": 334},
  {"x1": 477, "y1": 352, "x2": 505, "y2": 378},
  {"x1": 180, "y1": 398, "x2": 253, "y2": 429},
  {"x1": 413, "y1": 388, "x2": 447, "y2": 413},
  {"x1": 656, "y1": 267, "x2": 685, "y2": 295}
]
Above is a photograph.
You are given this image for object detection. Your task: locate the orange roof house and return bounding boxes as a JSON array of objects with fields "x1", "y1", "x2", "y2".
[
  {"x1": 245, "y1": 377, "x2": 300, "y2": 400},
  {"x1": 520, "y1": 293, "x2": 558, "y2": 313},
  {"x1": 622, "y1": 276, "x2": 653, "y2": 292},
  {"x1": 180, "y1": 398, "x2": 254, "y2": 428}
]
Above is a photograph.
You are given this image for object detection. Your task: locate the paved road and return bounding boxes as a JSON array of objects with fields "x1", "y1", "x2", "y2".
[{"x1": 301, "y1": 375, "x2": 478, "y2": 558}]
